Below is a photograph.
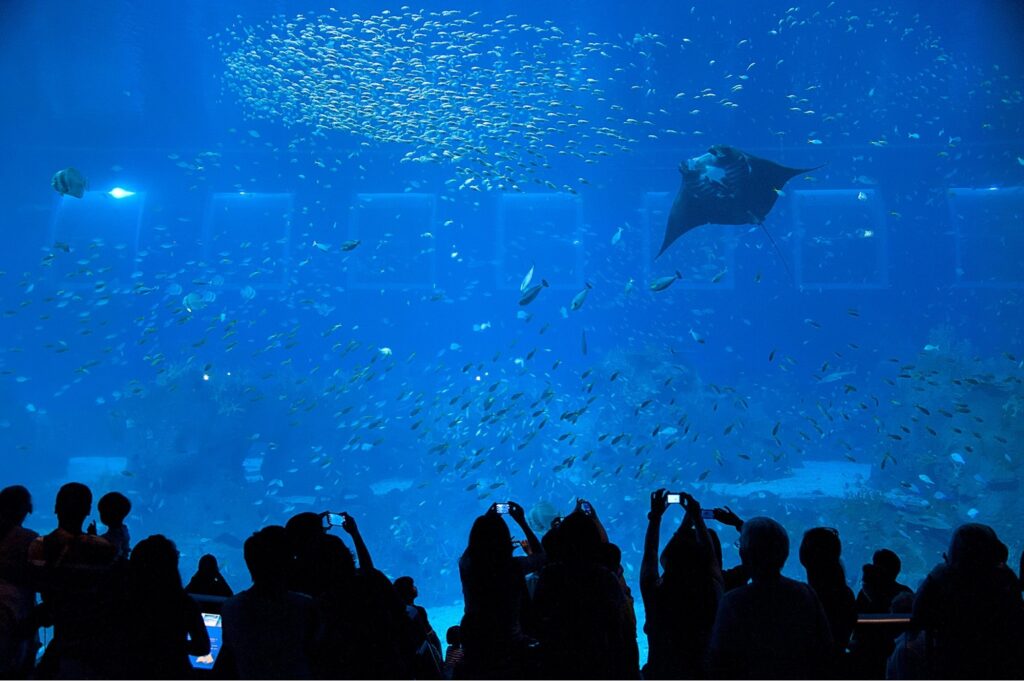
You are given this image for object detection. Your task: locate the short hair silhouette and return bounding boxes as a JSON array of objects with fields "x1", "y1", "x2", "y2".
[
  {"x1": 0, "y1": 485, "x2": 32, "y2": 523},
  {"x1": 243, "y1": 525, "x2": 292, "y2": 587},
  {"x1": 98, "y1": 491, "x2": 131, "y2": 524},
  {"x1": 55, "y1": 482, "x2": 92, "y2": 523},
  {"x1": 872, "y1": 548, "x2": 901, "y2": 580},
  {"x1": 739, "y1": 516, "x2": 789, "y2": 576}
]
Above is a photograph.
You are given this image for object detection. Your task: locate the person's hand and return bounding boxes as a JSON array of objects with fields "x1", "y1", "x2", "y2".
[
  {"x1": 649, "y1": 489, "x2": 668, "y2": 519},
  {"x1": 340, "y1": 512, "x2": 358, "y2": 535},
  {"x1": 712, "y1": 505, "x2": 743, "y2": 528},
  {"x1": 575, "y1": 498, "x2": 596, "y2": 516},
  {"x1": 507, "y1": 501, "x2": 526, "y2": 524},
  {"x1": 87, "y1": 520, "x2": 97, "y2": 536},
  {"x1": 682, "y1": 492, "x2": 702, "y2": 515}
]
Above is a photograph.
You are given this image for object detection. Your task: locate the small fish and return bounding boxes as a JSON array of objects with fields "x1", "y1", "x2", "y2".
[
  {"x1": 611, "y1": 226, "x2": 624, "y2": 245},
  {"x1": 649, "y1": 271, "x2": 682, "y2": 292},
  {"x1": 922, "y1": 344, "x2": 940, "y2": 352},
  {"x1": 340, "y1": 239, "x2": 361, "y2": 251},
  {"x1": 570, "y1": 282, "x2": 592, "y2": 311},
  {"x1": 520, "y1": 264, "x2": 535, "y2": 292},
  {"x1": 918, "y1": 474, "x2": 935, "y2": 485},
  {"x1": 53, "y1": 241, "x2": 71, "y2": 253},
  {"x1": 950, "y1": 452, "x2": 965, "y2": 465},
  {"x1": 518, "y1": 279, "x2": 549, "y2": 306}
]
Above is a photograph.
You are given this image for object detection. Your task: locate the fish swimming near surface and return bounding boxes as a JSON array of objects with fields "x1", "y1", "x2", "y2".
[
  {"x1": 51, "y1": 167, "x2": 88, "y2": 198},
  {"x1": 658, "y1": 145, "x2": 821, "y2": 269}
]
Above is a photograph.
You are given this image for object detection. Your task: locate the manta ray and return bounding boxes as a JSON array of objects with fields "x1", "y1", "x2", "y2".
[{"x1": 658, "y1": 145, "x2": 820, "y2": 268}]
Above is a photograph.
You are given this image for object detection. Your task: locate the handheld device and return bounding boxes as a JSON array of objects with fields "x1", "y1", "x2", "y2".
[
  {"x1": 322, "y1": 512, "x2": 345, "y2": 528},
  {"x1": 701, "y1": 509, "x2": 716, "y2": 519},
  {"x1": 666, "y1": 493, "x2": 683, "y2": 504},
  {"x1": 580, "y1": 501, "x2": 593, "y2": 515},
  {"x1": 494, "y1": 502, "x2": 510, "y2": 515}
]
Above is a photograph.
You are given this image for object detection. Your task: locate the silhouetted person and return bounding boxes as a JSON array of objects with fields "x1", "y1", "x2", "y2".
[
  {"x1": 533, "y1": 509, "x2": 638, "y2": 679},
  {"x1": 116, "y1": 534, "x2": 209, "y2": 678},
  {"x1": 29, "y1": 482, "x2": 116, "y2": 679},
  {"x1": 312, "y1": 530, "x2": 414, "y2": 679},
  {"x1": 395, "y1": 575, "x2": 442, "y2": 678},
  {"x1": 443, "y1": 625, "x2": 464, "y2": 680},
  {"x1": 708, "y1": 516, "x2": 832, "y2": 679},
  {"x1": 849, "y1": 548, "x2": 913, "y2": 678},
  {"x1": 0, "y1": 485, "x2": 38, "y2": 677},
  {"x1": 216, "y1": 525, "x2": 317, "y2": 679},
  {"x1": 799, "y1": 527, "x2": 856, "y2": 669},
  {"x1": 185, "y1": 554, "x2": 234, "y2": 598},
  {"x1": 89, "y1": 492, "x2": 131, "y2": 561},
  {"x1": 641, "y1": 490, "x2": 723, "y2": 679},
  {"x1": 286, "y1": 512, "x2": 328, "y2": 597},
  {"x1": 458, "y1": 501, "x2": 544, "y2": 679},
  {"x1": 911, "y1": 523, "x2": 1024, "y2": 679}
]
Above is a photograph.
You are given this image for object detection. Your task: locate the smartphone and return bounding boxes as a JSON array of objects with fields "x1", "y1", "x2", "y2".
[
  {"x1": 701, "y1": 509, "x2": 716, "y2": 520},
  {"x1": 666, "y1": 493, "x2": 682, "y2": 504},
  {"x1": 580, "y1": 501, "x2": 593, "y2": 515},
  {"x1": 322, "y1": 512, "x2": 345, "y2": 528},
  {"x1": 494, "y1": 502, "x2": 510, "y2": 515}
]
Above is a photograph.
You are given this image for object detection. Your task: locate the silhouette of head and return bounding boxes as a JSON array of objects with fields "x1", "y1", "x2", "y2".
[
  {"x1": 467, "y1": 512, "x2": 512, "y2": 563},
  {"x1": 286, "y1": 512, "x2": 325, "y2": 542},
  {"x1": 799, "y1": 527, "x2": 842, "y2": 571},
  {"x1": 308, "y1": 533, "x2": 354, "y2": 592},
  {"x1": 394, "y1": 576, "x2": 417, "y2": 604},
  {"x1": 557, "y1": 510, "x2": 603, "y2": 564},
  {"x1": 131, "y1": 534, "x2": 182, "y2": 590},
  {"x1": 244, "y1": 525, "x2": 293, "y2": 589},
  {"x1": 872, "y1": 548, "x2": 901, "y2": 582},
  {"x1": 661, "y1": 524, "x2": 699, "y2": 575},
  {"x1": 0, "y1": 485, "x2": 32, "y2": 525},
  {"x1": 55, "y1": 482, "x2": 92, "y2": 529},
  {"x1": 98, "y1": 491, "x2": 131, "y2": 526},
  {"x1": 739, "y1": 516, "x2": 789, "y2": 578},
  {"x1": 446, "y1": 625, "x2": 462, "y2": 646},
  {"x1": 198, "y1": 553, "x2": 220, "y2": 575},
  {"x1": 947, "y1": 523, "x2": 1002, "y2": 572}
]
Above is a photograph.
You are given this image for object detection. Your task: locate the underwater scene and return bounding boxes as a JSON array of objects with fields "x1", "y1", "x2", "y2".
[{"x1": 2, "y1": 0, "x2": 1023, "y2": 658}]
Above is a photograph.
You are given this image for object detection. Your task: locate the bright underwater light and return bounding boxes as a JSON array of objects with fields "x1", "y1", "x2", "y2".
[{"x1": 108, "y1": 187, "x2": 135, "y2": 199}]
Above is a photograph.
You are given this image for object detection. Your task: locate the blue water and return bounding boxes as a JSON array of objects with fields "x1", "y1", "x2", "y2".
[{"x1": 2, "y1": 0, "x2": 1022, "y2": 651}]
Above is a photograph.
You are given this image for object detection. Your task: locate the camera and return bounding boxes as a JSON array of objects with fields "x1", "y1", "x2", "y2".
[
  {"x1": 666, "y1": 493, "x2": 683, "y2": 504},
  {"x1": 494, "y1": 502, "x2": 510, "y2": 515},
  {"x1": 322, "y1": 512, "x2": 345, "y2": 528},
  {"x1": 580, "y1": 501, "x2": 593, "y2": 515}
]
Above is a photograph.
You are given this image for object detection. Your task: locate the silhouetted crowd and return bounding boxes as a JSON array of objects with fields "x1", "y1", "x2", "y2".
[{"x1": 1, "y1": 482, "x2": 1023, "y2": 679}]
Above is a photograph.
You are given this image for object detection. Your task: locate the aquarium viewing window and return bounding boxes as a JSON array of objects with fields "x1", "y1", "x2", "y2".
[
  {"x1": 347, "y1": 193, "x2": 437, "y2": 290},
  {"x1": 202, "y1": 192, "x2": 293, "y2": 290},
  {"x1": 495, "y1": 193, "x2": 584, "y2": 291},
  {"x1": 48, "y1": 188, "x2": 145, "y2": 290},
  {"x1": 792, "y1": 189, "x2": 889, "y2": 290},
  {"x1": 641, "y1": 191, "x2": 737, "y2": 289},
  {"x1": 947, "y1": 187, "x2": 1024, "y2": 288}
]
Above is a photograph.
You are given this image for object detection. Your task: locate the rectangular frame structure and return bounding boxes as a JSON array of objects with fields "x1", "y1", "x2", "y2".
[
  {"x1": 202, "y1": 192, "x2": 293, "y2": 290},
  {"x1": 641, "y1": 191, "x2": 737, "y2": 289},
  {"x1": 947, "y1": 187, "x2": 1024, "y2": 289},
  {"x1": 495, "y1": 193, "x2": 584, "y2": 291},
  {"x1": 792, "y1": 189, "x2": 889, "y2": 290},
  {"x1": 347, "y1": 193, "x2": 437, "y2": 290},
  {"x1": 47, "y1": 190, "x2": 146, "y2": 290}
]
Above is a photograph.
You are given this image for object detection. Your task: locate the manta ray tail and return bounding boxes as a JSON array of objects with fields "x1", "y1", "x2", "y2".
[{"x1": 751, "y1": 215, "x2": 792, "y2": 277}]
